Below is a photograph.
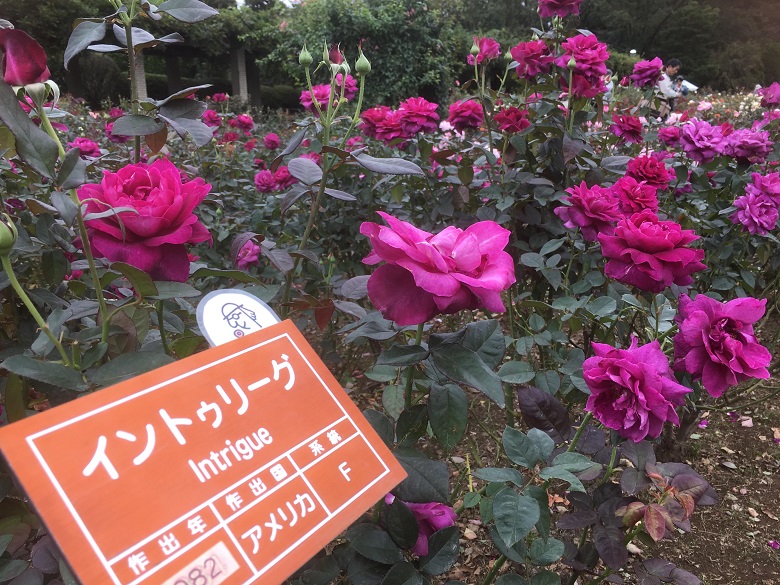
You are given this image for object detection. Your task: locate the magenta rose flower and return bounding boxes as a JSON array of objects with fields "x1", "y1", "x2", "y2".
[
  {"x1": 758, "y1": 82, "x2": 780, "y2": 108},
  {"x1": 510, "y1": 40, "x2": 555, "y2": 80},
  {"x1": 629, "y1": 58, "x2": 663, "y2": 88},
  {"x1": 398, "y1": 97, "x2": 440, "y2": 135},
  {"x1": 236, "y1": 240, "x2": 261, "y2": 270},
  {"x1": 626, "y1": 156, "x2": 673, "y2": 191},
  {"x1": 658, "y1": 126, "x2": 681, "y2": 147},
  {"x1": 584, "y1": 337, "x2": 691, "y2": 442},
  {"x1": 722, "y1": 128, "x2": 773, "y2": 164},
  {"x1": 679, "y1": 119, "x2": 726, "y2": 164},
  {"x1": 274, "y1": 166, "x2": 297, "y2": 189},
  {"x1": 360, "y1": 105, "x2": 392, "y2": 139},
  {"x1": 202, "y1": 109, "x2": 221, "y2": 128},
  {"x1": 220, "y1": 131, "x2": 240, "y2": 144},
  {"x1": 673, "y1": 294, "x2": 771, "y2": 398},
  {"x1": 554, "y1": 181, "x2": 621, "y2": 242},
  {"x1": 211, "y1": 93, "x2": 229, "y2": 103},
  {"x1": 263, "y1": 132, "x2": 281, "y2": 149},
  {"x1": 335, "y1": 73, "x2": 358, "y2": 101},
  {"x1": 752, "y1": 108, "x2": 780, "y2": 131},
  {"x1": 254, "y1": 170, "x2": 277, "y2": 193},
  {"x1": 555, "y1": 34, "x2": 609, "y2": 98},
  {"x1": 611, "y1": 176, "x2": 659, "y2": 215},
  {"x1": 730, "y1": 192, "x2": 778, "y2": 235},
  {"x1": 0, "y1": 28, "x2": 50, "y2": 86},
  {"x1": 233, "y1": 113, "x2": 254, "y2": 133},
  {"x1": 67, "y1": 137, "x2": 101, "y2": 158},
  {"x1": 610, "y1": 114, "x2": 644, "y2": 144},
  {"x1": 300, "y1": 84, "x2": 331, "y2": 111},
  {"x1": 467, "y1": 37, "x2": 501, "y2": 65},
  {"x1": 447, "y1": 100, "x2": 483, "y2": 131},
  {"x1": 538, "y1": 0, "x2": 583, "y2": 18},
  {"x1": 494, "y1": 107, "x2": 530, "y2": 133},
  {"x1": 77, "y1": 159, "x2": 212, "y2": 282},
  {"x1": 375, "y1": 109, "x2": 409, "y2": 146},
  {"x1": 598, "y1": 209, "x2": 706, "y2": 293},
  {"x1": 360, "y1": 212, "x2": 515, "y2": 326},
  {"x1": 384, "y1": 494, "x2": 457, "y2": 556},
  {"x1": 746, "y1": 171, "x2": 780, "y2": 204}
]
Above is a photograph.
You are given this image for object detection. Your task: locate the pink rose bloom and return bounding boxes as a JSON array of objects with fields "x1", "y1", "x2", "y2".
[
  {"x1": 630, "y1": 58, "x2": 663, "y2": 88},
  {"x1": 300, "y1": 84, "x2": 331, "y2": 111},
  {"x1": 611, "y1": 176, "x2": 659, "y2": 215},
  {"x1": 494, "y1": 107, "x2": 530, "y2": 133},
  {"x1": 626, "y1": 155, "x2": 672, "y2": 190},
  {"x1": 598, "y1": 209, "x2": 706, "y2": 293},
  {"x1": 236, "y1": 240, "x2": 261, "y2": 270},
  {"x1": 673, "y1": 294, "x2": 771, "y2": 398},
  {"x1": 254, "y1": 170, "x2": 277, "y2": 193},
  {"x1": 0, "y1": 28, "x2": 50, "y2": 85},
  {"x1": 746, "y1": 171, "x2": 780, "y2": 204},
  {"x1": 360, "y1": 212, "x2": 515, "y2": 326},
  {"x1": 556, "y1": 34, "x2": 609, "y2": 98},
  {"x1": 722, "y1": 128, "x2": 773, "y2": 164},
  {"x1": 234, "y1": 114, "x2": 254, "y2": 133},
  {"x1": 375, "y1": 109, "x2": 409, "y2": 146},
  {"x1": 67, "y1": 137, "x2": 101, "y2": 158},
  {"x1": 554, "y1": 181, "x2": 621, "y2": 242},
  {"x1": 220, "y1": 131, "x2": 240, "y2": 144},
  {"x1": 679, "y1": 120, "x2": 726, "y2": 164},
  {"x1": 752, "y1": 108, "x2": 780, "y2": 130},
  {"x1": 211, "y1": 93, "x2": 229, "y2": 103},
  {"x1": 658, "y1": 126, "x2": 681, "y2": 147},
  {"x1": 731, "y1": 192, "x2": 778, "y2": 235},
  {"x1": 360, "y1": 105, "x2": 392, "y2": 139},
  {"x1": 757, "y1": 82, "x2": 780, "y2": 108},
  {"x1": 300, "y1": 151, "x2": 322, "y2": 165},
  {"x1": 610, "y1": 114, "x2": 644, "y2": 144},
  {"x1": 108, "y1": 107, "x2": 125, "y2": 119},
  {"x1": 467, "y1": 37, "x2": 501, "y2": 65},
  {"x1": 335, "y1": 73, "x2": 358, "y2": 101},
  {"x1": 696, "y1": 101, "x2": 712, "y2": 112},
  {"x1": 538, "y1": 0, "x2": 583, "y2": 18},
  {"x1": 263, "y1": 132, "x2": 281, "y2": 149},
  {"x1": 584, "y1": 337, "x2": 691, "y2": 442},
  {"x1": 202, "y1": 109, "x2": 221, "y2": 127},
  {"x1": 105, "y1": 122, "x2": 130, "y2": 144},
  {"x1": 244, "y1": 138, "x2": 257, "y2": 152},
  {"x1": 510, "y1": 40, "x2": 555, "y2": 80},
  {"x1": 384, "y1": 494, "x2": 457, "y2": 556},
  {"x1": 447, "y1": 100, "x2": 483, "y2": 131},
  {"x1": 274, "y1": 166, "x2": 297, "y2": 189},
  {"x1": 398, "y1": 97, "x2": 440, "y2": 134},
  {"x1": 77, "y1": 159, "x2": 212, "y2": 282}
]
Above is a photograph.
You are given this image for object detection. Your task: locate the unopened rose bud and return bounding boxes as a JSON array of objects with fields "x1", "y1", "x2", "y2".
[
  {"x1": 299, "y1": 44, "x2": 313, "y2": 67},
  {"x1": 355, "y1": 48, "x2": 371, "y2": 76},
  {"x1": 567, "y1": 57, "x2": 577, "y2": 70},
  {"x1": 341, "y1": 60, "x2": 351, "y2": 76},
  {"x1": 504, "y1": 50, "x2": 513, "y2": 62},
  {"x1": 328, "y1": 43, "x2": 344, "y2": 65},
  {"x1": 470, "y1": 40, "x2": 480, "y2": 57},
  {"x1": 0, "y1": 213, "x2": 18, "y2": 257}
]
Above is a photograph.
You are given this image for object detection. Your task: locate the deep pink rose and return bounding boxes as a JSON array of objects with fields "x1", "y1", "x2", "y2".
[
  {"x1": 300, "y1": 84, "x2": 331, "y2": 111},
  {"x1": 554, "y1": 181, "x2": 621, "y2": 242},
  {"x1": 626, "y1": 156, "x2": 672, "y2": 190},
  {"x1": 300, "y1": 151, "x2": 321, "y2": 165},
  {"x1": 108, "y1": 107, "x2": 125, "y2": 118},
  {"x1": 220, "y1": 131, "x2": 240, "y2": 144},
  {"x1": 556, "y1": 34, "x2": 609, "y2": 98},
  {"x1": 202, "y1": 109, "x2": 221, "y2": 127},
  {"x1": 758, "y1": 82, "x2": 780, "y2": 108},
  {"x1": 673, "y1": 294, "x2": 771, "y2": 397},
  {"x1": 254, "y1": 170, "x2": 277, "y2": 193},
  {"x1": 360, "y1": 105, "x2": 392, "y2": 139},
  {"x1": 679, "y1": 119, "x2": 726, "y2": 164},
  {"x1": 77, "y1": 159, "x2": 212, "y2": 282},
  {"x1": 360, "y1": 212, "x2": 515, "y2": 325},
  {"x1": 510, "y1": 40, "x2": 555, "y2": 80},
  {"x1": 658, "y1": 126, "x2": 681, "y2": 147},
  {"x1": 467, "y1": 37, "x2": 501, "y2": 65},
  {"x1": 610, "y1": 114, "x2": 644, "y2": 144},
  {"x1": 494, "y1": 107, "x2": 530, "y2": 133},
  {"x1": 384, "y1": 494, "x2": 457, "y2": 556},
  {"x1": 244, "y1": 138, "x2": 257, "y2": 152},
  {"x1": 234, "y1": 114, "x2": 254, "y2": 133},
  {"x1": 0, "y1": 29, "x2": 50, "y2": 86},
  {"x1": 335, "y1": 73, "x2": 358, "y2": 101},
  {"x1": 611, "y1": 176, "x2": 659, "y2": 215},
  {"x1": 67, "y1": 137, "x2": 101, "y2": 158},
  {"x1": 722, "y1": 128, "x2": 773, "y2": 164},
  {"x1": 211, "y1": 93, "x2": 228, "y2": 103},
  {"x1": 598, "y1": 210, "x2": 706, "y2": 293},
  {"x1": 730, "y1": 192, "x2": 778, "y2": 235},
  {"x1": 263, "y1": 132, "x2": 281, "y2": 149},
  {"x1": 274, "y1": 166, "x2": 297, "y2": 189},
  {"x1": 236, "y1": 240, "x2": 261, "y2": 270},
  {"x1": 538, "y1": 0, "x2": 583, "y2": 18},
  {"x1": 584, "y1": 337, "x2": 691, "y2": 442},
  {"x1": 375, "y1": 109, "x2": 409, "y2": 146},
  {"x1": 447, "y1": 100, "x2": 483, "y2": 131},
  {"x1": 398, "y1": 97, "x2": 440, "y2": 134},
  {"x1": 629, "y1": 58, "x2": 663, "y2": 88},
  {"x1": 746, "y1": 171, "x2": 780, "y2": 204},
  {"x1": 752, "y1": 108, "x2": 780, "y2": 131}
]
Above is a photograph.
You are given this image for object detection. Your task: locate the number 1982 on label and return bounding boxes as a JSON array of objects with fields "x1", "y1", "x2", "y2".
[{"x1": 163, "y1": 542, "x2": 239, "y2": 585}]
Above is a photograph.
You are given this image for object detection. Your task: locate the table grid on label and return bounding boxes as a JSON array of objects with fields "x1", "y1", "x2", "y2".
[{"x1": 110, "y1": 415, "x2": 390, "y2": 585}]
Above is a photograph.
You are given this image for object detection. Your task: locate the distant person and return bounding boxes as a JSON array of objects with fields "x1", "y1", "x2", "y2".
[
  {"x1": 671, "y1": 76, "x2": 689, "y2": 110},
  {"x1": 603, "y1": 68, "x2": 615, "y2": 104},
  {"x1": 655, "y1": 58, "x2": 682, "y2": 120}
]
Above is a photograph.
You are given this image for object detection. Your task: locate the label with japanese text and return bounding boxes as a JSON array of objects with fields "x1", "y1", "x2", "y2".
[{"x1": 0, "y1": 321, "x2": 406, "y2": 585}]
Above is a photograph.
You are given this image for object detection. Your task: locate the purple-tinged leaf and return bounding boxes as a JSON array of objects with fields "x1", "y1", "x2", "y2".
[
  {"x1": 643, "y1": 504, "x2": 670, "y2": 542},
  {"x1": 620, "y1": 468, "x2": 651, "y2": 495},
  {"x1": 592, "y1": 523, "x2": 627, "y2": 570},
  {"x1": 340, "y1": 275, "x2": 369, "y2": 299},
  {"x1": 271, "y1": 127, "x2": 307, "y2": 171},
  {"x1": 657, "y1": 464, "x2": 718, "y2": 505},
  {"x1": 64, "y1": 20, "x2": 107, "y2": 69},
  {"x1": 288, "y1": 157, "x2": 323, "y2": 185},
  {"x1": 230, "y1": 232, "x2": 261, "y2": 267},
  {"x1": 556, "y1": 510, "x2": 598, "y2": 530},
  {"x1": 620, "y1": 440, "x2": 656, "y2": 469},
  {"x1": 157, "y1": 0, "x2": 219, "y2": 22},
  {"x1": 516, "y1": 385, "x2": 571, "y2": 442}
]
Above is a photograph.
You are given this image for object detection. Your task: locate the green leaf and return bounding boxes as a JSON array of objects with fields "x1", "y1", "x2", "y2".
[
  {"x1": 385, "y1": 498, "x2": 419, "y2": 550},
  {"x1": 382, "y1": 385, "x2": 405, "y2": 420},
  {"x1": 431, "y1": 344, "x2": 504, "y2": 406},
  {"x1": 502, "y1": 426, "x2": 540, "y2": 469},
  {"x1": 3, "y1": 373, "x2": 26, "y2": 423},
  {"x1": 377, "y1": 345, "x2": 429, "y2": 367},
  {"x1": 159, "y1": 115, "x2": 213, "y2": 147},
  {"x1": 353, "y1": 153, "x2": 425, "y2": 176},
  {"x1": 528, "y1": 429, "x2": 554, "y2": 462},
  {"x1": 2, "y1": 356, "x2": 86, "y2": 391},
  {"x1": 112, "y1": 115, "x2": 165, "y2": 137},
  {"x1": 57, "y1": 148, "x2": 89, "y2": 190},
  {"x1": 110, "y1": 262, "x2": 158, "y2": 297},
  {"x1": 190, "y1": 267, "x2": 260, "y2": 283},
  {"x1": 64, "y1": 20, "x2": 107, "y2": 69},
  {"x1": 363, "y1": 409, "x2": 394, "y2": 447},
  {"x1": 496, "y1": 575, "x2": 529, "y2": 585},
  {"x1": 396, "y1": 405, "x2": 428, "y2": 448},
  {"x1": 346, "y1": 524, "x2": 404, "y2": 565},
  {"x1": 380, "y1": 562, "x2": 424, "y2": 585},
  {"x1": 428, "y1": 384, "x2": 467, "y2": 450},
  {"x1": 149, "y1": 282, "x2": 201, "y2": 300},
  {"x1": 89, "y1": 352, "x2": 175, "y2": 387},
  {"x1": 324, "y1": 187, "x2": 357, "y2": 201},
  {"x1": 525, "y1": 485, "x2": 550, "y2": 540},
  {"x1": 347, "y1": 554, "x2": 391, "y2": 585},
  {"x1": 538, "y1": 466, "x2": 585, "y2": 492},
  {"x1": 493, "y1": 489, "x2": 540, "y2": 548},
  {"x1": 157, "y1": 0, "x2": 219, "y2": 22},
  {"x1": 473, "y1": 467, "x2": 525, "y2": 487},
  {"x1": 462, "y1": 320, "x2": 505, "y2": 368},
  {"x1": 0, "y1": 535, "x2": 13, "y2": 555},
  {"x1": 0, "y1": 560, "x2": 28, "y2": 581},
  {"x1": 587, "y1": 297, "x2": 617, "y2": 318},
  {"x1": 529, "y1": 537, "x2": 564, "y2": 565},
  {"x1": 552, "y1": 452, "x2": 600, "y2": 473},
  {"x1": 463, "y1": 492, "x2": 481, "y2": 508},
  {"x1": 41, "y1": 250, "x2": 68, "y2": 287},
  {"x1": 489, "y1": 525, "x2": 527, "y2": 563},
  {"x1": 419, "y1": 526, "x2": 459, "y2": 575},
  {"x1": 0, "y1": 81, "x2": 58, "y2": 179},
  {"x1": 393, "y1": 449, "x2": 450, "y2": 503},
  {"x1": 531, "y1": 571, "x2": 561, "y2": 585}
]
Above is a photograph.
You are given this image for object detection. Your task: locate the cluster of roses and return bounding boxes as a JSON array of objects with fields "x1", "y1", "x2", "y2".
[
  {"x1": 731, "y1": 171, "x2": 780, "y2": 235},
  {"x1": 659, "y1": 118, "x2": 774, "y2": 165}
]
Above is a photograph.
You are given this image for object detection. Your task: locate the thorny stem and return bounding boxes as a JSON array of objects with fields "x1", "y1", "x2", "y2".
[
  {"x1": 567, "y1": 411, "x2": 594, "y2": 452},
  {"x1": 404, "y1": 323, "x2": 425, "y2": 409},
  {"x1": 120, "y1": 1, "x2": 141, "y2": 163},
  {"x1": 481, "y1": 555, "x2": 507, "y2": 585},
  {"x1": 156, "y1": 300, "x2": 170, "y2": 356}
]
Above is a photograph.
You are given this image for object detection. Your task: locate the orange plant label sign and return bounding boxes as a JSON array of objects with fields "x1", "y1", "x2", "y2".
[{"x1": 0, "y1": 321, "x2": 406, "y2": 585}]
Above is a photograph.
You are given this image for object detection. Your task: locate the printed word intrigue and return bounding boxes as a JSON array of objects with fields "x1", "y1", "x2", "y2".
[{"x1": 188, "y1": 428, "x2": 273, "y2": 483}]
